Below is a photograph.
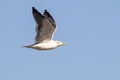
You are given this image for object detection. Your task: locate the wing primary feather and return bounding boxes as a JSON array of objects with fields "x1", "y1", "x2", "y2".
[
  {"x1": 32, "y1": 7, "x2": 44, "y2": 25},
  {"x1": 44, "y1": 10, "x2": 56, "y2": 28}
]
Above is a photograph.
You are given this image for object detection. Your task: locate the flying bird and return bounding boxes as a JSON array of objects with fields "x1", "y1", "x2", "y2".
[{"x1": 24, "y1": 7, "x2": 66, "y2": 50}]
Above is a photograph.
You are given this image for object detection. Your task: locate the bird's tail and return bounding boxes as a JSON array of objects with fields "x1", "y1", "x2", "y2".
[{"x1": 22, "y1": 44, "x2": 34, "y2": 48}]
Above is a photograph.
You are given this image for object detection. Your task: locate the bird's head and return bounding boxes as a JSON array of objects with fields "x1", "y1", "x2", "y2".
[{"x1": 55, "y1": 41, "x2": 66, "y2": 46}]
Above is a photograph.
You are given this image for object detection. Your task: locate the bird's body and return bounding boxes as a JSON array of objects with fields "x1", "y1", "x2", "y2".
[
  {"x1": 24, "y1": 7, "x2": 66, "y2": 50},
  {"x1": 33, "y1": 40, "x2": 57, "y2": 50},
  {"x1": 25, "y1": 40, "x2": 65, "y2": 50}
]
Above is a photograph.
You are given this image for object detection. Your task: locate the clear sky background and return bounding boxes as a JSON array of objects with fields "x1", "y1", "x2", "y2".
[{"x1": 0, "y1": 0, "x2": 120, "y2": 80}]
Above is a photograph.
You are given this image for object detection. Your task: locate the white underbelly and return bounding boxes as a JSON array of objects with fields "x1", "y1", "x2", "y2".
[{"x1": 33, "y1": 42, "x2": 57, "y2": 50}]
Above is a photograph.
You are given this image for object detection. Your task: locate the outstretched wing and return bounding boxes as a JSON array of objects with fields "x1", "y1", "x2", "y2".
[
  {"x1": 32, "y1": 7, "x2": 56, "y2": 43},
  {"x1": 44, "y1": 10, "x2": 56, "y2": 28}
]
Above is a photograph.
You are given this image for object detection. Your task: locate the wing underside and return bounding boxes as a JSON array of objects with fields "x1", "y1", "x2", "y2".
[{"x1": 32, "y1": 7, "x2": 56, "y2": 43}]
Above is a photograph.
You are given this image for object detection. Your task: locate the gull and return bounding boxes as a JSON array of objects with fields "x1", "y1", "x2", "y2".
[{"x1": 24, "y1": 7, "x2": 66, "y2": 50}]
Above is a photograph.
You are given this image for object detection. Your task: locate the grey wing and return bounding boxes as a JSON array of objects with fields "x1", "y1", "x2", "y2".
[
  {"x1": 44, "y1": 10, "x2": 56, "y2": 28},
  {"x1": 32, "y1": 7, "x2": 56, "y2": 43},
  {"x1": 43, "y1": 10, "x2": 56, "y2": 40}
]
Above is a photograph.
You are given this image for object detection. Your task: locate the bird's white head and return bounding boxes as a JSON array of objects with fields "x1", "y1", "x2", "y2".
[{"x1": 55, "y1": 41, "x2": 66, "y2": 46}]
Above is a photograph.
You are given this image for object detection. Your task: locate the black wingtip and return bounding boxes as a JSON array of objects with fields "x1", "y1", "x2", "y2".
[
  {"x1": 44, "y1": 9, "x2": 49, "y2": 15},
  {"x1": 32, "y1": 7, "x2": 35, "y2": 10},
  {"x1": 44, "y1": 9, "x2": 47, "y2": 12},
  {"x1": 32, "y1": 7, "x2": 38, "y2": 13}
]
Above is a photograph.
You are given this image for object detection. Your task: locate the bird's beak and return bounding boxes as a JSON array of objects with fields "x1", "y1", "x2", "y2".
[{"x1": 62, "y1": 43, "x2": 67, "y2": 46}]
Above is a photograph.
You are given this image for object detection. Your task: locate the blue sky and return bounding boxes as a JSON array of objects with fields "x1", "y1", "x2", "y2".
[{"x1": 0, "y1": 0, "x2": 120, "y2": 80}]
